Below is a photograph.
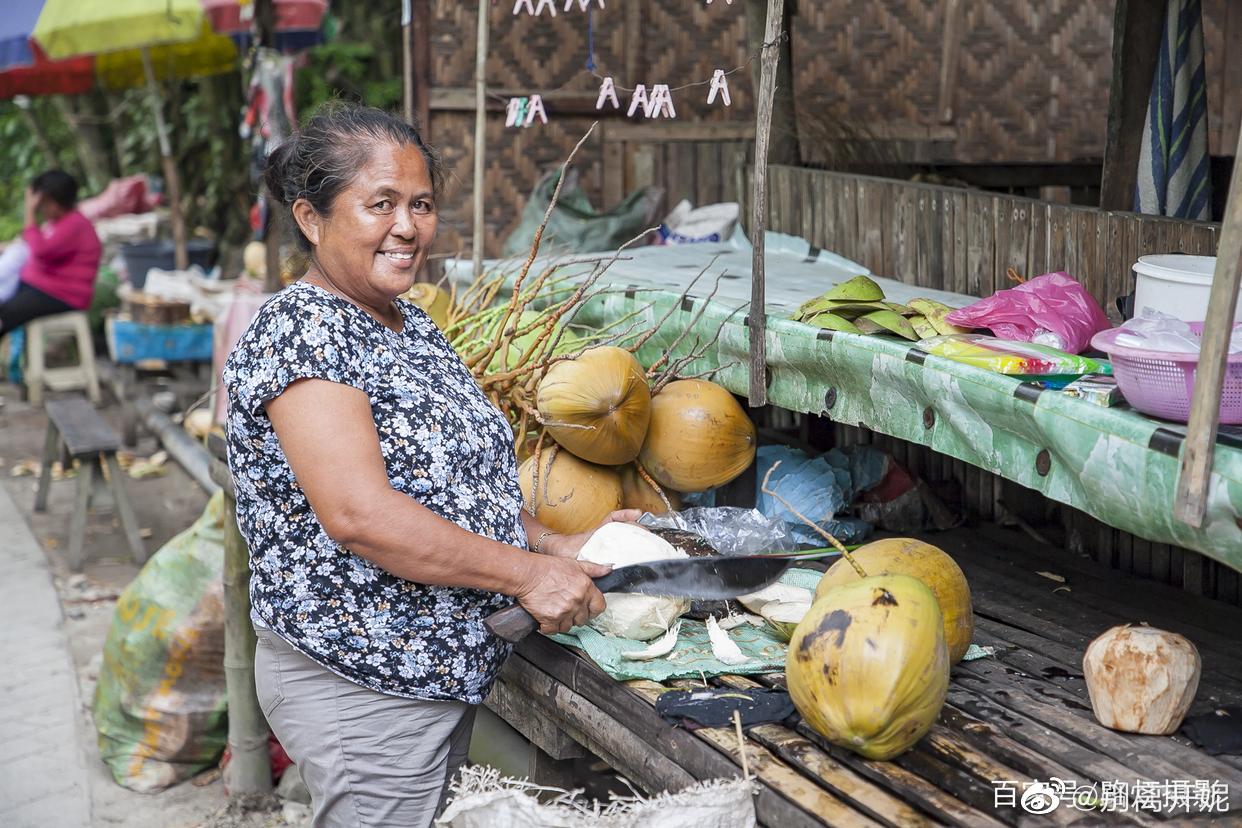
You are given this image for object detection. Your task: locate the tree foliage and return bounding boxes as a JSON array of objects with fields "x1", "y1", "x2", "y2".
[{"x1": 0, "y1": 5, "x2": 405, "y2": 257}]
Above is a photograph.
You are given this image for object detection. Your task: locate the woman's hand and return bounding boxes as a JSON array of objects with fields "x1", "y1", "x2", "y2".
[
  {"x1": 514, "y1": 555, "x2": 612, "y2": 635},
  {"x1": 541, "y1": 509, "x2": 645, "y2": 560}
]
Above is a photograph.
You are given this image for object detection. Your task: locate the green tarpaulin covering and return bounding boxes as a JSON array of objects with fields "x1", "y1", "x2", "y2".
[{"x1": 448, "y1": 234, "x2": 1242, "y2": 572}]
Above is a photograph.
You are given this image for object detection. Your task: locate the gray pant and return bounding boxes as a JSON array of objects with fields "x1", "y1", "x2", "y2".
[{"x1": 254, "y1": 627, "x2": 476, "y2": 828}]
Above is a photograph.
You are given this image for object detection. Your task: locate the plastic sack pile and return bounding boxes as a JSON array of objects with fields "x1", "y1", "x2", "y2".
[
  {"x1": 436, "y1": 765, "x2": 756, "y2": 828},
  {"x1": 945, "y1": 272, "x2": 1111, "y2": 354},
  {"x1": 502, "y1": 168, "x2": 664, "y2": 256},
  {"x1": 93, "y1": 492, "x2": 228, "y2": 792}
]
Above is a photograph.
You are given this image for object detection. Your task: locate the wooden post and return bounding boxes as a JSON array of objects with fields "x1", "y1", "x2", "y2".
[
  {"x1": 255, "y1": 0, "x2": 284, "y2": 292},
  {"x1": 140, "y1": 48, "x2": 188, "y2": 271},
  {"x1": 749, "y1": 0, "x2": 785, "y2": 408},
  {"x1": 1099, "y1": 0, "x2": 1165, "y2": 211},
  {"x1": 402, "y1": 0, "x2": 414, "y2": 125},
  {"x1": 471, "y1": 0, "x2": 489, "y2": 278},
  {"x1": 936, "y1": 0, "x2": 965, "y2": 124},
  {"x1": 411, "y1": 1, "x2": 432, "y2": 135},
  {"x1": 1173, "y1": 121, "x2": 1242, "y2": 527},
  {"x1": 745, "y1": 0, "x2": 798, "y2": 166},
  {"x1": 222, "y1": 491, "x2": 273, "y2": 793}
]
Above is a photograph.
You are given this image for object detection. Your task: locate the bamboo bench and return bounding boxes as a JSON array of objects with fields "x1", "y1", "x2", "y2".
[{"x1": 35, "y1": 397, "x2": 146, "y2": 572}]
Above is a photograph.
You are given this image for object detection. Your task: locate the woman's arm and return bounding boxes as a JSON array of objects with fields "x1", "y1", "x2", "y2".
[
  {"x1": 266, "y1": 378, "x2": 609, "y2": 633},
  {"x1": 22, "y1": 198, "x2": 78, "y2": 266},
  {"x1": 520, "y1": 509, "x2": 643, "y2": 560}
]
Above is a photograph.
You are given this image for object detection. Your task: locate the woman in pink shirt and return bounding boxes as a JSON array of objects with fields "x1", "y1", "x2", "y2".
[{"x1": 0, "y1": 170, "x2": 101, "y2": 333}]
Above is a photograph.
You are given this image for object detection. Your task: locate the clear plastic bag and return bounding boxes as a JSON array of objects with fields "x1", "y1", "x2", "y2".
[
  {"x1": 639, "y1": 507, "x2": 797, "y2": 555},
  {"x1": 1111, "y1": 308, "x2": 1242, "y2": 354},
  {"x1": 945, "y1": 272, "x2": 1112, "y2": 354}
]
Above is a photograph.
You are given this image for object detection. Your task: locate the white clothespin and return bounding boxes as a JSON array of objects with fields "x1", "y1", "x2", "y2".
[
  {"x1": 506, "y1": 97, "x2": 527, "y2": 127},
  {"x1": 650, "y1": 84, "x2": 676, "y2": 119},
  {"x1": 596, "y1": 76, "x2": 620, "y2": 110},
  {"x1": 705, "y1": 0, "x2": 734, "y2": 4},
  {"x1": 627, "y1": 84, "x2": 652, "y2": 118},
  {"x1": 513, "y1": 0, "x2": 557, "y2": 15},
  {"x1": 707, "y1": 69, "x2": 732, "y2": 106},
  {"x1": 524, "y1": 94, "x2": 548, "y2": 126},
  {"x1": 564, "y1": 0, "x2": 605, "y2": 9}
]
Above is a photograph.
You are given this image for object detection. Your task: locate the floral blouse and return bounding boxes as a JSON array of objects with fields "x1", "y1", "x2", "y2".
[{"x1": 224, "y1": 282, "x2": 526, "y2": 704}]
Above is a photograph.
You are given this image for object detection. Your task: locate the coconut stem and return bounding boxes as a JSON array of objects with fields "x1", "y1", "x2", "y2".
[
  {"x1": 635, "y1": 462, "x2": 674, "y2": 515},
  {"x1": 526, "y1": 431, "x2": 549, "y2": 517},
  {"x1": 644, "y1": 268, "x2": 725, "y2": 377},
  {"x1": 472, "y1": 126, "x2": 597, "y2": 374},
  {"x1": 760, "y1": 461, "x2": 868, "y2": 579}
]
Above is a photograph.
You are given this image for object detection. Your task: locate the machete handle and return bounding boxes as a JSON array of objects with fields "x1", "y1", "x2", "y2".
[
  {"x1": 484, "y1": 604, "x2": 539, "y2": 642},
  {"x1": 485, "y1": 568, "x2": 627, "y2": 643}
]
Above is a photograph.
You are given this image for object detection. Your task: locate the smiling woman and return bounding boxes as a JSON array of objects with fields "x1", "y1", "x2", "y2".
[{"x1": 222, "y1": 104, "x2": 637, "y2": 827}]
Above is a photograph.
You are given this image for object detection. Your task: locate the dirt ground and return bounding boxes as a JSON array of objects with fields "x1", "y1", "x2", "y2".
[{"x1": 0, "y1": 380, "x2": 287, "y2": 828}]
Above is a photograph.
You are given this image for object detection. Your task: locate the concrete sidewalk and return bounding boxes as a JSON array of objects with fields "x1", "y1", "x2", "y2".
[{"x1": 0, "y1": 482, "x2": 91, "y2": 827}]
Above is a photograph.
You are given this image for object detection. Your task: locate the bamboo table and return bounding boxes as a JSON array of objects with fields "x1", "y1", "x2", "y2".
[{"x1": 489, "y1": 525, "x2": 1242, "y2": 826}]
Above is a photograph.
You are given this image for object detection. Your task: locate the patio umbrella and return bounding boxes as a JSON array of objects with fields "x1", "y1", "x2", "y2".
[
  {"x1": 201, "y1": 0, "x2": 329, "y2": 52},
  {"x1": 1, "y1": 0, "x2": 236, "y2": 99},
  {"x1": 0, "y1": 0, "x2": 94, "y2": 98},
  {"x1": 33, "y1": 0, "x2": 242, "y2": 269}
]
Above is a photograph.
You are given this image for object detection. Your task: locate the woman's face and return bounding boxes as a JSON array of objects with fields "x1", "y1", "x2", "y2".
[{"x1": 297, "y1": 140, "x2": 439, "y2": 305}]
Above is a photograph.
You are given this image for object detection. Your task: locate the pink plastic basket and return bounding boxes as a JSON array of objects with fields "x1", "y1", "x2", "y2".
[{"x1": 1091, "y1": 325, "x2": 1242, "y2": 424}]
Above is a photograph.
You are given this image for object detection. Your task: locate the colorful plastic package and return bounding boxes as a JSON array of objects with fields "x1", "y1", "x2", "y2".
[{"x1": 920, "y1": 334, "x2": 1112, "y2": 382}]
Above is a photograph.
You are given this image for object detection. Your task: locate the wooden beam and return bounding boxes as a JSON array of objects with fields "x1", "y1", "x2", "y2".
[
  {"x1": 746, "y1": 0, "x2": 799, "y2": 166},
  {"x1": 401, "y1": 0, "x2": 414, "y2": 124},
  {"x1": 471, "y1": 0, "x2": 489, "y2": 276},
  {"x1": 937, "y1": 0, "x2": 965, "y2": 124},
  {"x1": 402, "y1": 0, "x2": 433, "y2": 134},
  {"x1": 221, "y1": 493, "x2": 273, "y2": 794},
  {"x1": 1173, "y1": 121, "x2": 1242, "y2": 527},
  {"x1": 1099, "y1": 0, "x2": 1165, "y2": 211},
  {"x1": 749, "y1": 0, "x2": 785, "y2": 408}
]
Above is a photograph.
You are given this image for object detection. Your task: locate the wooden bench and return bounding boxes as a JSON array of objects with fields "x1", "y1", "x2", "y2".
[{"x1": 35, "y1": 397, "x2": 146, "y2": 572}]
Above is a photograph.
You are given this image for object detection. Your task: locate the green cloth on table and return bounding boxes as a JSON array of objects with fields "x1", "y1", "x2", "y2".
[{"x1": 550, "y1": 568, "x2": 822, "y2": 682}]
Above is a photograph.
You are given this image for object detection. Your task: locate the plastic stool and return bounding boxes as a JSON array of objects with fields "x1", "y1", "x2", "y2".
[{"x1": 25, "y1": 311, "x2": 101, "y2": 406}]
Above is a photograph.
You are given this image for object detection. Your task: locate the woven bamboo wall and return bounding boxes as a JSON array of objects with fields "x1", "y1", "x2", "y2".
[{"x1": 424, "y1": 2, "x2": 1238, "y2": 258}]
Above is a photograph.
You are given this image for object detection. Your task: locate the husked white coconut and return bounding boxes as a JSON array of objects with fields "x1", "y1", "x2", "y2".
[
  {"x1": 577, "y1": 522, "x2": 691, "y2": 641},
  {"x1": 738, "y1": 582, "x2": 814, "y2": 616},
  {"x1": 1083, "y1": 624, "x2": 1200, "y2": 735}
]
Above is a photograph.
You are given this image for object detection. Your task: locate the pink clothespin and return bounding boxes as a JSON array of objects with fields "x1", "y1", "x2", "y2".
[
  {"x1": 650, "y1": 84, "x2": 676, "y2": 119},
  {"x1": 596, "y1": 77, "x2": 620, "y2": 110},
  {"x1": 524, "y1": 94, "x2": 548, "y2": 126},
  {"x1": 513, "y1": 0, "x2": 557, "y2": 16},
  {"x1": 628, "y1": 84, "x2": 652, "y2": 118},
  {"x1": 707, "y1": 69, "x2": 731, "y2": 106},
  {"x1": 506, "y1": 97, "x2": 528, "y2": 127}
]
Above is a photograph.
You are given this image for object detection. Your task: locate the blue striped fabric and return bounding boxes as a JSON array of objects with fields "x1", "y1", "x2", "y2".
[{"x1": 1134, "y1": 0, "x2": 1213, "y2": 221}]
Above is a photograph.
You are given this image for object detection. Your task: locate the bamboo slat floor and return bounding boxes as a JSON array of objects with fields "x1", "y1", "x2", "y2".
[{"x1": 489, "y1": 524, "x2": 1242, "y2": 826}]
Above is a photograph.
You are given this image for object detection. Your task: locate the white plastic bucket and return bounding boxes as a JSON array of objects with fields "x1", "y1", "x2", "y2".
[{"x1": 1133, "y1": 254, "x2": 1242, "y2": 323}]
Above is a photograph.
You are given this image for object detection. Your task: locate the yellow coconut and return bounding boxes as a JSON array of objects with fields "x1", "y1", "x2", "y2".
[
  {"x1": 401, "y1": 282, "x2": 452, "y2": 329},
  {"x1": 536, "y1": 346, "x2": 652, "y2": 466},
  {"x1": 788, "y1": 574, "x2": 949, "y2": 760},
  {"x1": 638, "y1": 379, "x2": 756, "y2": 492},
  {"x1": 619, "y1": 463, "x2": 682, "y2": 515},
  {"x1": 517, "y1": 449, "x2": 623, "y2": 535},
  {"x1": 815, "y1": 538, "x2": 974, "y2": 663}
]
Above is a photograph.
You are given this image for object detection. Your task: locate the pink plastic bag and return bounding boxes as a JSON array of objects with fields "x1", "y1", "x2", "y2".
[{"x1": 945, "y1": 272, "x2": 1112, "y2": 354}]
